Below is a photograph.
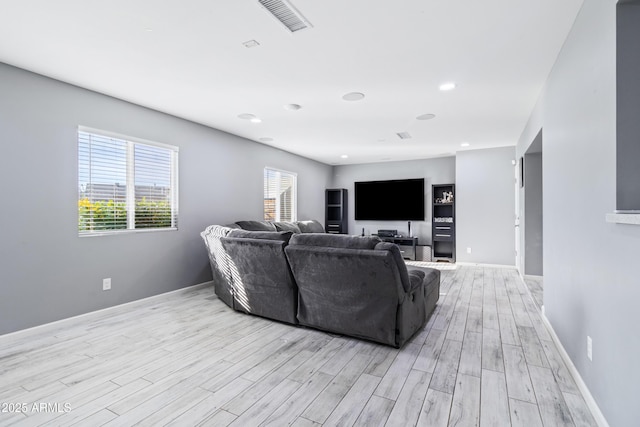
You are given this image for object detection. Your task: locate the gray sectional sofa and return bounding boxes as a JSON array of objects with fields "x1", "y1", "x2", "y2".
[{"x1": 200, "y1": 219, "x2": 440, "y2": 348}]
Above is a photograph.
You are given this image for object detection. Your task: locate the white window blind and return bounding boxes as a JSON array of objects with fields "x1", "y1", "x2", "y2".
[
  {"x1": 78, "y1": 128, "x2": 178, "y2": 235},
  {"x1": 264, "y1": 168, "x2": 297, "y2": 222}
]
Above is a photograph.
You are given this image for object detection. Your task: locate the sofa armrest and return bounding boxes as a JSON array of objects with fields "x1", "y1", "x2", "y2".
[
  {"x1": 408, "y1": 269, "x2": 425, "y2": 292},
  {"x1": 396, "y1": 271, "x2": 428, "y2": 347}
]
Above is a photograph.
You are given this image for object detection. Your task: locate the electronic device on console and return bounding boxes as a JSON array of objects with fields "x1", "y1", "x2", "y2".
[{"x1": 377, "y1": 229, "x2": 398, "y2": 238}]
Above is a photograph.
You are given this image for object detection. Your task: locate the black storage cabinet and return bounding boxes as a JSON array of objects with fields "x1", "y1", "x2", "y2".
[{"x1": 325, "y1": 189, "x2": 348, "y2": 234}]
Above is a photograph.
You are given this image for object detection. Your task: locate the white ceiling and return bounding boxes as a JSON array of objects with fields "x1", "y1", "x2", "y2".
[{"x1": 0, "y1": 0, "x2": 584, "y2": 165}]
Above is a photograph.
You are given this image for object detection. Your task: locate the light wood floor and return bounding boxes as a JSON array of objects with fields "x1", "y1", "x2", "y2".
[
  {"x1": 524, "y1": 276, "x2": 544, "y2": 309},
  {"x1": 0, "y1": 264, "x2": 597, "y2": 426}
]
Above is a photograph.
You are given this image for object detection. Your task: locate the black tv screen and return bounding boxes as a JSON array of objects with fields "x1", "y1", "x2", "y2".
[{"x1": 355, "y1": 178, "x2": 425, "y2": 220}]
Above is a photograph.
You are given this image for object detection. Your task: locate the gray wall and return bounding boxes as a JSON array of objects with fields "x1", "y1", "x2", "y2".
[
  {"x1": 0, "y1": 62, "x2": 332, "y2": 335},
  {"x1": 331, "y1": 157, "x2": 456, "y2": 243},
  {"x1": 524, "y1": 152, "x2": 543, "y2": 275},
  {"x1": 516, "y1": 0, "x2": 639, "y2": 424},
  {"x1": 455, "y1": 147, "x2": 516, "y2": 266}
]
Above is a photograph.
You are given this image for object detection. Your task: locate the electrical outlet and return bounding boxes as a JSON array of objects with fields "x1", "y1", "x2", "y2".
[
  {"x1": 467, "y1": 247, "x2": 472, "y2": 254},
  {"x1": 587, "y1": 336, "x2": 593, "y2": 361},
  {"x1": 103, "y1": 278, "x2": 111, "y2": 291}
]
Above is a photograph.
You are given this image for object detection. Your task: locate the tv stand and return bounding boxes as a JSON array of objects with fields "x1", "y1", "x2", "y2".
[{"x1": 378, "y1": 236, "x2": 418, "y2": 260}]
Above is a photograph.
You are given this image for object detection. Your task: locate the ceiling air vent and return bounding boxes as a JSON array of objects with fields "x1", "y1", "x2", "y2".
[
  {"x1": 397, "y1": 132, "x2": 412, "y2": 140},
  {"x1": 258, "y1": 0, "x2": 312, "y2": 33}
]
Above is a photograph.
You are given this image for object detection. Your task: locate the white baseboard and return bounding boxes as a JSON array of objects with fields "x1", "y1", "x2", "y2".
[
  {"x1": 455, "y1": 261, "x2": 518, "y2": 269},
  {"x1": 541, "y1": 313, "x2": 610, "y2": 427},
  {"x1": 0, "y1": 281, "x2": 213, "y2": 343}
]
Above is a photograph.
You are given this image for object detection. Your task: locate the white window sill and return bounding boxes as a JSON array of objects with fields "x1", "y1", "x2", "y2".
[
  {"x1": 79, "y1": 227, "x2": 178, "y2": 237},
  {"x1": 606, "y1": 213, "x2": 640, "y2": 225}
]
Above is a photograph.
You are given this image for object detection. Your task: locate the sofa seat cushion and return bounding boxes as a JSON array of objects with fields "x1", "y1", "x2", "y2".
[
  {"x1": 289, "y1": 233, "x2": 380, "y2": 250},
  {"x1": 234, "y1": 220, "x2": 277, "y2": 231},
  {"x1": 295, "y1": 220, "x2": 325, "y2": 233}
]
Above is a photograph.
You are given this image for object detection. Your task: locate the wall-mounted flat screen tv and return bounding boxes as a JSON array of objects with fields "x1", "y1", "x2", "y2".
[{"x1": 355, "y1": 178, "x2": 425, "y2": 220}]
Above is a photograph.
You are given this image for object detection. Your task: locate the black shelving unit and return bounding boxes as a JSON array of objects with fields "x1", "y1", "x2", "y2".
[
  {"x1": 432, "y1": 184, "x2": 455, "y2": 262},
  {"x1": 325, "y1": 189, "x2": 348, "y2": 234}
]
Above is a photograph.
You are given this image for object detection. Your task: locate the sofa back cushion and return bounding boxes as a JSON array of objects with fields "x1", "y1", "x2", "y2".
[
  {"x1": 273, "y1": 221, "x2": 302, "y2": 234},
  {"x1": 295, "y1": 220, "x2": 325, "y2": 233},
  {"x1": 285, "y1": 243, "x2": 404, "y2": 345},
  {"x1": 227, "y1": 229, "x2": 293, "y2": 242},
  {"x1": 289, "y1": 233, "x2": 380, "y2": 250},
  {"x1": 221, "y1": 231, "x2": 297, "y2": 324},
  {"x1": 234, "y1": 220, "x2": 277, "y2": 231}
]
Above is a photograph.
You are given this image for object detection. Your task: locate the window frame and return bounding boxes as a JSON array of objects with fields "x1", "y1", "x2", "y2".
[
  {"x1": 78, "y1": 126, "x2": 179, "y2": 237},
  {"x1": 263, "y1": 167, "x2": 297, "y2": 222}
]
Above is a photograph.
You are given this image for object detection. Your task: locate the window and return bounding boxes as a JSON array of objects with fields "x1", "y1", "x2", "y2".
[
  {"x1": 264, "y1": 168, "x2": 297, "y2": 222},
  {"x1": 78, "y1": 128, "x2": 179, "y2": 235}
]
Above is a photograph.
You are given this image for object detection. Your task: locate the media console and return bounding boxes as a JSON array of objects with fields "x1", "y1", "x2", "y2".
[{"x1": 376, "y1": 236, "x2": 418, "y2": 261}]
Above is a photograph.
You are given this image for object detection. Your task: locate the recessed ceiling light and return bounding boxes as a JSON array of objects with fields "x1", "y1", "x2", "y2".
[
  {"x1": 144, "y1": 28, "x2": 153, "y2": 32},
  {"x1": 243, "y1": 40, "x2": 260, "y2": 48},
  {"x1": 238, "y1": 113, "x2": 262, "y2": 123},
  {"x1": 461, "y1": 142, "x2": 470, "y2": 147},
  {"x1": 284, "y1": 103, "x2": 302, "y2": 111},
  {"x1": 439, "y1": 82, "x2": 456, "y2": 91},
  {"x1": 340, "y1": 154, "x2": 349, "y2": 159},
  {"x1": 342, "y1": 92, "x2": 365, "y2": 101},
  {"x1": 417, "y1": 113, "x2": 436, "y2": 120},
  {"x1": 259, "y1": 137, "x2": 274, "y2": 143}
]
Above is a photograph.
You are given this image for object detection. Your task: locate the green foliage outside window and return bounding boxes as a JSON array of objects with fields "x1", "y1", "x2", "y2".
[
  {"x1": 78, "y1": 197, "x2": 172, "y2": 232},
  {"x1": 135, "y1": 198, "x2": 172, "y2": 228}
]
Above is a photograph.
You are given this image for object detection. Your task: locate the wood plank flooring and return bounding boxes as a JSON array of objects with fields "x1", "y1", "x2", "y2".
[
  {"x1": 524, "y1": 276, "x2": 544, "y2": 309},
  {"x1": 0, "y1": 264, "x2": 597, "y2": 426}
]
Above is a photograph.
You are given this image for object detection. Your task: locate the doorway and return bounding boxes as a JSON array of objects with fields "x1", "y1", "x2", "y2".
[{"x1": 522, "y1": 130, "x2": 543, "y2": 307}]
